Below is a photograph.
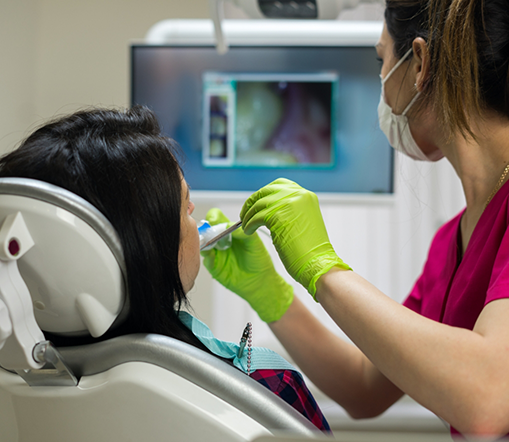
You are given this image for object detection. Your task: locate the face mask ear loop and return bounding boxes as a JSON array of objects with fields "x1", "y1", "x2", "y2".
[
  {"x1": 380, "y1": 48, "x2": 419, "y2": 116},
  {"x1": 381, "y1": 48, "x2": 414, "y2": 85},
  {"x1": 402, "y1": 91, "x2": 421, "y2": 116}
]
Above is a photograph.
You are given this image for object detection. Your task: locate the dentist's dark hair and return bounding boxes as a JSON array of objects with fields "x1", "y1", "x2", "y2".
[
  {"x1": 385, "y1": 0, "x2": 509, "y2": 139},
  {"x1": 0, "y1": 106, "x2": 207, "y2": 350}
]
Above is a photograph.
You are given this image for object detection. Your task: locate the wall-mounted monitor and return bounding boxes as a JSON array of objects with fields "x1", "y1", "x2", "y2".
[{"x1": 131, "y1": 20, "x2": 391, "y2": 195}]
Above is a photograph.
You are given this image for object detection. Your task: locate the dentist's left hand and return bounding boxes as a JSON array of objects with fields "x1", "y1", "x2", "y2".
[{"x1": 201, "y1": 208, "x2": 294, "y2": 323}]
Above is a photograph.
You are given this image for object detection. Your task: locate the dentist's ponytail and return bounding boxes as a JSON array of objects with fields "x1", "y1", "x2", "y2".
[
  {"x1": 385, "y1": 0, "x2": 509, "y2": 139},
  {"x1": 427, "y1": 0, "x2": 480, "y2": 139}
]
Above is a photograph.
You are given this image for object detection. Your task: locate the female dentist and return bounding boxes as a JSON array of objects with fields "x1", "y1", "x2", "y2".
[{"x1": 202, "y1": 0, "x2": 509, "y2": 438}]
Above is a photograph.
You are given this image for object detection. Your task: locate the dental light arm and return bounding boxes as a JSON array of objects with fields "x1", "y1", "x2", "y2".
[
  {"x1": 210, "y1": 0, "x2": 229, "y2": 54},
  {"x1": 210, "y1": 0, "x2": 382, "y2": 53}
]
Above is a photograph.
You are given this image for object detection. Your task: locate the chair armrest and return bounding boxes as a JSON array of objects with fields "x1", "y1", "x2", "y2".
[{"x1": 58, "y1": 333, "x2": 319, "y2": 436}]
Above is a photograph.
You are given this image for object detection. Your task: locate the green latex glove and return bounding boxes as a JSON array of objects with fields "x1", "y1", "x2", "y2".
[
  {"x1": 201, "y1": 208, "x2": 294, "y2": 323},
  {"x1": 240, "y1": 178, "x2": 351, "y2": 299}
]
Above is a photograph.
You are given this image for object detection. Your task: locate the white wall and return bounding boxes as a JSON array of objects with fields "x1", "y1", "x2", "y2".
[
  {"x1": 0, "y1": 0, "x2": 39, "y2": 154},
  {"x1": 32, "y1": 0, "x2": 212, "y2": 119},
  {"x1": 0, "y1": 0, "x2": 210, "y2": 154}
]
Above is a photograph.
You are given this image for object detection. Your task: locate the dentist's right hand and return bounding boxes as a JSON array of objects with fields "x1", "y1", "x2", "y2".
[{"x1": 241, "y1": 178, "x2": 351, "y2": 299}]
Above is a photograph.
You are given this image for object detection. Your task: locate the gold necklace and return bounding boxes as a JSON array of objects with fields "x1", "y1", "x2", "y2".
[{"x1": 485, "y1": 164, "x2": 509, "y2": 209}]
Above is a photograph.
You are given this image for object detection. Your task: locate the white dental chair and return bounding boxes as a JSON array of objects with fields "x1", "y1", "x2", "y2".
[{"x1": 0, "y1": 177, "x2": 319, "y2": 442}]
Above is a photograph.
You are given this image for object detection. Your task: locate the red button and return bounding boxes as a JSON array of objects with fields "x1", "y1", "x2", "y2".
[{"x1": 8, "y1": 239, "x2": 20, "y2": 257}]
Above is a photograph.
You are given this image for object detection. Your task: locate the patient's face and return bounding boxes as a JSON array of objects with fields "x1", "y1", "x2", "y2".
[{"x1": 179, "y1": 179, "x2": 200, "y2": 293}]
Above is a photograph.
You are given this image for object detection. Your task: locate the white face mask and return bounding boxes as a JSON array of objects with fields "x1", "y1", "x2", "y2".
[{"x1": 378, "y1": 48, "x2": 443, "y2": 162}]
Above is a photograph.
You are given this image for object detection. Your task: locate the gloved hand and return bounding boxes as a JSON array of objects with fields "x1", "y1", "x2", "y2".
[
  {"x1": 240, "y1": 178, "x2": 351, "y2": 299},
  {"x1": 201, "y1": 208, "x2": 294, "y2": 323}
]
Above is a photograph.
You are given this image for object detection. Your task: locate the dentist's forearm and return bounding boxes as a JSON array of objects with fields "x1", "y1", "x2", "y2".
[
  {"x1": 269, "y1": 295, "x2": 403, "y2": 418},
  {"x1": 315, "y1": 268, "x2": 509, "y2": 436}
]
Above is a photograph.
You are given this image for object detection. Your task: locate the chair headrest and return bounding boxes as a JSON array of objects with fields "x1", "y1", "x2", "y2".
[{"x1": 0, "y1": 177, "x2": 127, "y2": 338}]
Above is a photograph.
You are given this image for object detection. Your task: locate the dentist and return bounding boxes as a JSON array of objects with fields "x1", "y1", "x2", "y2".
[{"x1": 203, "y1": 0, "x2": 509, "y2": 437}]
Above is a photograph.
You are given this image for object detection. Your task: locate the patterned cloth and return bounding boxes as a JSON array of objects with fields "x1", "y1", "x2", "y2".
[{"x1": 250, "y1": 369, "x2": 331, "y2": 433}]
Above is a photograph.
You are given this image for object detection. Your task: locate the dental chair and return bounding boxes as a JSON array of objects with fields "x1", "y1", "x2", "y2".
[{"x1": 0, "y1": 177, "x2": 319, "y2": 442}]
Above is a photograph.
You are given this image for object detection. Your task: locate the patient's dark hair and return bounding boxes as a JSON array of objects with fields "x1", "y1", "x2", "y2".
[{"x1": 0, "y1": 106, "x2": 208, "y2": 351}]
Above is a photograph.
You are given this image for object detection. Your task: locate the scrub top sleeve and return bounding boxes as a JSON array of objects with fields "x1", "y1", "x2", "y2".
[{"x1": 401, "y1": 213, "x2": 461, "y2": 316}]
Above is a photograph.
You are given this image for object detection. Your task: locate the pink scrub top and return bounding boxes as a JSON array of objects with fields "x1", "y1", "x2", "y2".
[
  {"x1": 403, "y1": 180, "x2": 509, "y2": 435},
  {"x1": 404, "y1": 180, "x2": 509, "y2": 328}
]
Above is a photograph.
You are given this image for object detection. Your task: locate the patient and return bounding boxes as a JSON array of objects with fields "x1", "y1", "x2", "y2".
[{"x1": 0, "y1": 106, "x2": 330, "y2": 432}]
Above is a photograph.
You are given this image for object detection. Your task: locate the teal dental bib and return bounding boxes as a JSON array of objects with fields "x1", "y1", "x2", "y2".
[{"x1": 179, "y1": 311, "x2": 296, "y2": 374}]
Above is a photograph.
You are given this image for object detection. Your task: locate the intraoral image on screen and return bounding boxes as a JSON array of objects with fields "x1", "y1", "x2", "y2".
[
  {"x1": 204, "y1": 90, "x2": 234, "y2": 164},
  {"x1": 202, "y1": 73, "x2": 338, "y2": 169}
]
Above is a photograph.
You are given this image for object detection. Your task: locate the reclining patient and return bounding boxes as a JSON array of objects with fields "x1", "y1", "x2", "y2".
[{"x1": 0, "y1": 105, "x2": 330, "y2": 432}]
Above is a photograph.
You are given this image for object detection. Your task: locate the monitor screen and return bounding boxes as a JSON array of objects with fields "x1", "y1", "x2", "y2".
[{"x1": 131, "y1": 45, "x2": 393, "y2": 194}]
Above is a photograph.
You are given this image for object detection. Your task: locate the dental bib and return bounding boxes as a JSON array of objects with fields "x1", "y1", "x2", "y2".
[{"x1": 179, "y1": 311, "x2": 296, "y2": 374}]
